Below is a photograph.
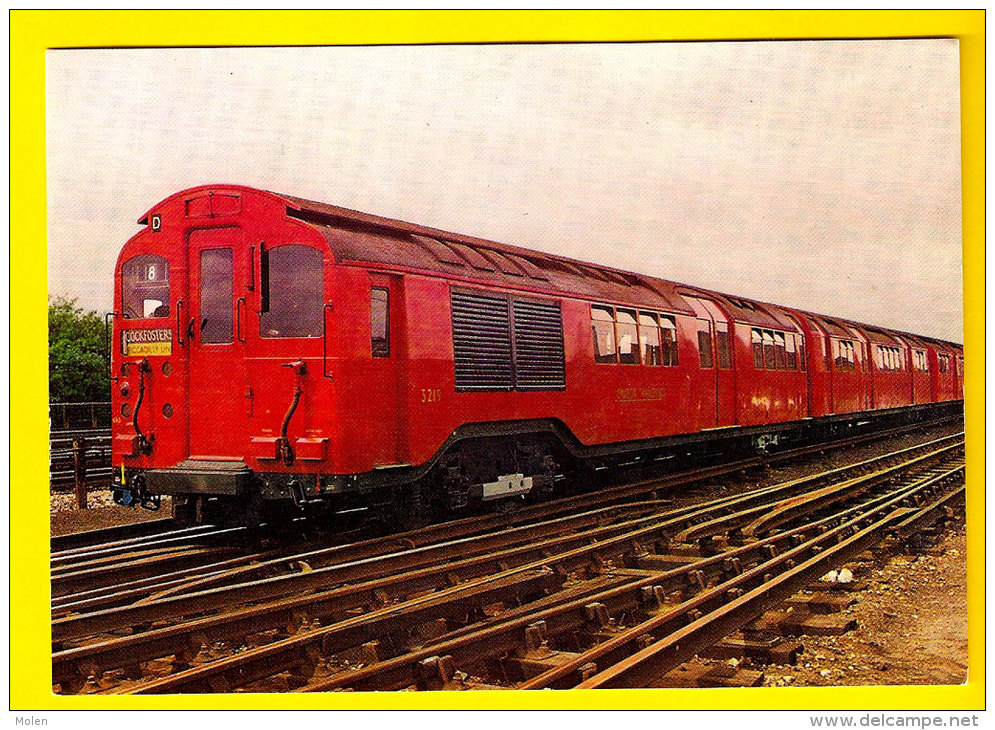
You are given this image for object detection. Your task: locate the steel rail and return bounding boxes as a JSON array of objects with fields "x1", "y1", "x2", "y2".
[
  {"x1": 575, "y1": 508, "x2": 915, "y2": 689},
  {"x1": 305, "y1": 460, "x2": 963, "y2": 693},
  {"x1": 114, "y1": 448, "x2": 962, "y2": 694},
  {"x1": 49, "y1": 416, "x2": 958, "y2": 595},
  {"x1": 671, "y1": 434, "x2": 962, "y2": 544},
  {"x1": 520, "y1": 461, "x2": 964, "y2": 689},
  {"x1": 52, "y1": 498, "x2": 672, "y2": 616},
  {"x1": 50, "y1": 524, "x2": 235, "y2": 564},
  {"x1": 52, "y1": 492, "x2": 751, "y2": 643},
  {"x1": 51, "y1": 435, "x2": 961, "y2": 644},
  {"x1": 54, "y1": 479, "x2": 821, "y2": 687}
]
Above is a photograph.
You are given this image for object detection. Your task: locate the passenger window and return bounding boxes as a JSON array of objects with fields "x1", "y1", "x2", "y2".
[
  {"x1": 660, "y1": 315, "x2": 679, "y2": 366},
  {"x1": 763, "y1": 330, "x2": 775, "y2": 370},
  {"x1": 834, "y1": 339, "x2": 855, "y2": 372},
  {"x1": 639, "y1": 312, "x2": 662, "y2": 365},
  {"x1": 785, "y1": 333, "x2": 797, "y2": 370},
  {"x1": 122, "y1": 254, "x2": 170, "y2": 319},
  {"x1": 592, "y1": 305, "x2": 617, "y2": 364},
  {"x1": 715, "y1": 322, "x2": 732, "y2": 369},
  {"x1": 774, "y1": 332, "x2": 787, "y2": 370},
  {"x1": 697, "y1": 320, "x2": 713, "y2": 369},
  {"x1": 199, "y1": 248, "x2": 233, "y2": 344},
  {"x1": 752, "y1": 329, "x2": 764, "y2": 369},
  {"x1": 371, "y1": 288, "x2": 389, "y2": 357},
  {"x1": 616, "y1": 309, "x2": 640, "y2": 365},
  {"x1": 260, "y1": 245, "x2": 323, "y2": 338},
  {"x1": 799, "y1": 337, "x2": 807, "y2": 371}
]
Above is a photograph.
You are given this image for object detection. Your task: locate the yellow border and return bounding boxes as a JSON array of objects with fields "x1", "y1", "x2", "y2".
[{"x1": 12, "y1": 10, "x2": 984, "y2": 710}]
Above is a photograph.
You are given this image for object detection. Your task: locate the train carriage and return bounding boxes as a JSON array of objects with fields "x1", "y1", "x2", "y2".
[{"x1": 110, "y1": 185, "x2": 964, "y2": 523}]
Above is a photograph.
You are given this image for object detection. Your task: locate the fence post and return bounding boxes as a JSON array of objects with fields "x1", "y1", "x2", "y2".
[{"x1": 73, "y1": 437, "x2": 88, "y2": 509}]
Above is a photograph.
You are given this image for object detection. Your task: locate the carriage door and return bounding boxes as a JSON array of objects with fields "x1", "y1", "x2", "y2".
[
  {"x1": 186, "y1": 227, "x2": 249, "y2": 458},
  {"x1": 684, "y1": 296, "x2": 735, "y2": 428},
  {"x1": 367, "y1": 273, "x2": 406, "y2": 466}
]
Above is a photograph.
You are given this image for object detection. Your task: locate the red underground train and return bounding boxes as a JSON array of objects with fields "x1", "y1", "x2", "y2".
[{"x1": 110, "y1": 185, "x2": 964, "y2": 525}]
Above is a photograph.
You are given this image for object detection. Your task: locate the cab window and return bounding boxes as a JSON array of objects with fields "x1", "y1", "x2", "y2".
[
  {"x1": 371, "y1": 288, "x2": 389, "y2": 357},
  {"x1": 260, "y1": 245, "x2": 323, "y2": 338},
  {"x1": 122, "y1": 254, "x2": 170, "y2": 319}
]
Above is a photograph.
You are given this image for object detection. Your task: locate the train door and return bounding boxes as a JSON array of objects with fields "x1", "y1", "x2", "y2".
[
  {"x1": 805, "y1": 317, "x2": 832, "y2": 416},
  {"x1": 895, "y1": 337, "x2": 915, "y2": 404},
  {"x1": 684, "y1": 296, "x2": 735, "y2": 427},
  {"x1": 849, "y1": 329, "x2": 872, "y2": 411},
  {"x1": 367, "y1": 272, "x2": 407, "y2": 465},
  {"x1": 186, "y1": 227, "x2": 249, "y2": 457}
]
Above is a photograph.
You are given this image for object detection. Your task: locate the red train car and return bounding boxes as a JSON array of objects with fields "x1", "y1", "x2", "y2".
[{"x1": 110, "y1": 185, "x2": 964, "y2": 523}]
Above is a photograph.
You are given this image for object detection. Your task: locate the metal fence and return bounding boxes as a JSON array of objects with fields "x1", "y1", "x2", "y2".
[
  {"x1": 50, "y1": 402, "x2": 113, "y2": 507},
  {"x1": 49, "y1": 401, "x2": 112, "y2": 431}
]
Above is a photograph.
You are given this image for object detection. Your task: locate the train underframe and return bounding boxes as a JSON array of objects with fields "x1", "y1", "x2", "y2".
[{"x1": 115, "y1": 400, "x2": 963, "y2": 529}]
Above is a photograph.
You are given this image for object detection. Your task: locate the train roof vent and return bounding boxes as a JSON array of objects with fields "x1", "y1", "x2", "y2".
[
  {"x1": 481, "y1": 250, "x2": 526, "y2": 277},
  {"x1": 446, "y1": 241, "x2": 497, "y2": 272},
  {"x1": 410, "y1": 235, "x2": 466, "y2": 267},
  {"x1": 505, "y1": 254, "x2": 550, "y2": 281}
]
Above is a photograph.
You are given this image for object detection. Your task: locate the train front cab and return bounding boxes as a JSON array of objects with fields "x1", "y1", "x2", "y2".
[{"x1": 111, "y1": 186, "x2": 340, "y2": 516}]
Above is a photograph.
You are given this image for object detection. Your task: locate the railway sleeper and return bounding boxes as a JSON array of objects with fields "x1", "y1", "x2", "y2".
[
  {"x1": 658, "y1": 661, "x2": 766, "y2": 688},
  {"x1": 110, "y1": 570, "x2": 561, "y2": 694},
  {"x1": 58, "y1": 444, "x2": 960, "y2": 688},
  {"x1": 498, "y1": 649, "x2": 591, "y2": 684},
  {"x1": 699, "y1": 632, "x2": 805, "y2": 666}
]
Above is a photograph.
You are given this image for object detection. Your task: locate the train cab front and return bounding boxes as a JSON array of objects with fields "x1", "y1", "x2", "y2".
[{"x1": 110, "y1": 186, "x2": 336, "y2": 525}]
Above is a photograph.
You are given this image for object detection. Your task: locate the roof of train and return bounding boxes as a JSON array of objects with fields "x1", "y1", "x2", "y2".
[
  {"x1": 138, "y1": 185, "x2": 962, "y2": 350},
  {"x1": 277, "y1": 190, "x2": 962, "y2": 349}
]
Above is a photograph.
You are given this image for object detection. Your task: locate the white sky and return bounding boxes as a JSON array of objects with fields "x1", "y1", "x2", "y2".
[{"x1": 47, "y1": 40, "x2": 962, "y2": 341}]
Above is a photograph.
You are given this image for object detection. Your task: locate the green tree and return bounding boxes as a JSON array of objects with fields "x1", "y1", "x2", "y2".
[{"x1": 49, "y1": 296, "x2": 111, "y2": 403}]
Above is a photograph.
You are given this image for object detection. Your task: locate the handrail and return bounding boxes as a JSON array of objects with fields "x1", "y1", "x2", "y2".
[
  {"x1": 175, "y1": 300, "x2": 184, "y2": 345},
  {"x1": 322, "y1": 303, "x2": 334, "y2": 379}
]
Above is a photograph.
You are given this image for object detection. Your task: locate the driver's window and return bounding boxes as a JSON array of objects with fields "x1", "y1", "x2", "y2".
[
  {"x1": 122, "y1": 254, "x2": 170, "y2": 319},
  {"x1": 260, "y1": 245, "x2": 323, "y2": 338}
]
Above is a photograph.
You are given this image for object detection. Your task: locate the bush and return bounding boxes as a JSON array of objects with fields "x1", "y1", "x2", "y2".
[{"x1": 49, "y1": 296, "x2": 110, "y2": 403}]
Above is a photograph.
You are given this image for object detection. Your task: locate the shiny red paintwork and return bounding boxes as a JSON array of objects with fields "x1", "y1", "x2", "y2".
[{"x1": 111, "y1": 185, "x2": 964, "y2": 482}]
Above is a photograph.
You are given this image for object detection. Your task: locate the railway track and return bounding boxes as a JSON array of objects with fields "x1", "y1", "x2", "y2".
[
  {"x1": 51, "y1": 428, "x2": 965, "y2": 694},
  {"x1": 49, "y1": 416, "x2": 956, "y2": 613}
]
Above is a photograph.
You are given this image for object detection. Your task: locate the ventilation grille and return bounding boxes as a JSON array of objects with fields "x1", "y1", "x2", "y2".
[
  {"x1": 451, "y1": 291, "x2": 513, "y2": 391},
  {"x1": 451, "y1": 290, "x2": 565, "y2": 392},
  {"x1": 512, "y1": 299, "x2": 566, "y2": 390}
]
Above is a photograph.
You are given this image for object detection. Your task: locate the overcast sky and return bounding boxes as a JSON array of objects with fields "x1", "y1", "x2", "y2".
[{"x1": 47, "y1": 40, "x2": 962, "y2": 341}]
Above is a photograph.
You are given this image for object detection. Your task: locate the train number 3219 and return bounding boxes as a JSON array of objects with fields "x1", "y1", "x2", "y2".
[{"x1": 421, "y1": 388, "x2": 442, "y2": 404}]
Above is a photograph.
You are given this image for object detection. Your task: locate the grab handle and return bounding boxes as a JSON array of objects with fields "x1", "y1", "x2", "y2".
[
  {"x1": 236, "y1": 297, "x2": 246, "y2": 343},
  {"x1": 175, "y1": 300, "x2": 184, "y2": 345},
  {"x1": 322, "y1": 303, "x2": 334, "y2": 379}
]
